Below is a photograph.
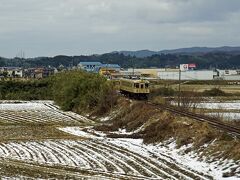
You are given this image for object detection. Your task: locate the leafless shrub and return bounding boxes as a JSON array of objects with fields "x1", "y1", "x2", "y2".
[{"x1": 178, "y1": 90, "x2": 204, "y2": 110}]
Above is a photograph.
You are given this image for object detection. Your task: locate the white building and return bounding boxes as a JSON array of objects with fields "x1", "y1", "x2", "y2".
[
  {"x1": 217, "y1": 69, "x2": 240, "y2": 80},
  {"x1": 222, "y1": 75, "x2": 240, "y2": 81},
  {"x1": 0, "y1": 67, "x2": 23, "y2": 78},
  {"x1": 157, "y1": 70, "x2": 217, "y2": 80}
]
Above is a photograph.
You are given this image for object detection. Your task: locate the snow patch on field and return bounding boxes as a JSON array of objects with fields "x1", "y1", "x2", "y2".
[
  {"x1": 1, "y1": 175, "x2": 33, "y2": 180},
  {"x1": 172, "y1": 100, "x2": 240, "y2": 110},
  {"x1": 114, "y1": 127, "x2": 144, "y2": 135},
  {"x1": 58, "y1": 127, "x2": 103, "y2": 139},
  {"x1": 107, "y1": 138, "x2": 239, "y2": 180},
  {"x1": 0, "y1": 102, "x2": 51, "y2": 111},
  {"x1": 208, "y1": 112, "x2": 240, "y2": 121},
  {"x1": 99, "y1": 116, "x2": 111, "y2": 122},
  {"x1": 198, "y1": 102, "x2": 240, "y2": 110},
  {"x1": 0, "y1": 101, "x2": 93, "y2": 125},
  {"x1": 59, "y1": 127, "x2": 239, "y2": 179},
  {"x1": 172, "y1": 100, "x2": 240, "y2": 121}
]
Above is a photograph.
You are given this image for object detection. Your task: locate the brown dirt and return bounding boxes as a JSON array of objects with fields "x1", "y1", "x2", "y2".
[{"x1": 0, "y1": 125, "x2": 79, "y2": 143}]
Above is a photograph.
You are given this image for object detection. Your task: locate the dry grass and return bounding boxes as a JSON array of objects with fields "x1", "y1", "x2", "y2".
[
  {"x1": 95, "y1": 97, "x2": 240, "y2": 162},
  {"x1": 224, "y1": 119, "x2": 240, "y2": 129},
  {"x1": 95, "y1": 101, "x2": 159, "y2": 133}
]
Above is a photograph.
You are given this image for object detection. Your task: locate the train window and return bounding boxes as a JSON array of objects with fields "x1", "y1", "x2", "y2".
[
  {"x1": 141, "y1": 84, "x2": 144, "y2": 89},
  {"x1": 135, "y1": 83, "x2": 139, "y2": 88},
  {"x1": 145, "y1": 83, "x2": 149, "y2": 88}
]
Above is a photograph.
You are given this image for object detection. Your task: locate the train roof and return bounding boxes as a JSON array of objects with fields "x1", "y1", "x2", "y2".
[{"x1": 120, "y1": 78, "x2": 150, "y2": 83}]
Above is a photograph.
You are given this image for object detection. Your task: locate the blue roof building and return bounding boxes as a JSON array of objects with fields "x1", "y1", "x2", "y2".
[
  {"x1": 78, "y1": 62, "x2": 102, "y2": 72},
  {"x1": 78, "y1": 62, "x2": 121, "y2": 73}
]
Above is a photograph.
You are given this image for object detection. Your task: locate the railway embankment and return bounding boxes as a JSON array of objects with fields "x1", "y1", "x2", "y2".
[{"x1": 94, "y1": 98, "x2": 240, "y2": 178}]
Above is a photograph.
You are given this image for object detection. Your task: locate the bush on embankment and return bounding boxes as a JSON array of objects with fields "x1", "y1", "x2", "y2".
[
  {"x1": 52, "y1": 70, "x2": 118, "y2": 114},
  {"x1": 202, "y1": 88, "x2": 227, "y2": 96}
]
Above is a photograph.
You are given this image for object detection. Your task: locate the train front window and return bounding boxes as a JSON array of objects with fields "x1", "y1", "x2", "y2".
[
  {"x1": 135, "y1": 83, "x2": 139, "y2": 88},
  {"x1": 141, "y1": 84, "x2": 144, "y2": 89},
  {"x1": 145, "y1": 83, "x2": 149, "y2": 88}
]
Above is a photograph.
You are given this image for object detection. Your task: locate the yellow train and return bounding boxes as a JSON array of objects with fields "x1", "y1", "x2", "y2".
[{"x1": 119, "y1": 78, "x2": 150, "y2": 99}]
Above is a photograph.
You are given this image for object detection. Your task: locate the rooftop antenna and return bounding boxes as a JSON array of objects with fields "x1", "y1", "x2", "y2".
[
  {"x1": 70, "y1": 58, "x2": 74, "y2": 68},
  {"x1": 131, "y1": 59, "x2": 135, "y2": 76},
  {"x1": 16, "y1": 50, "x2": 25, "y2": 59}
]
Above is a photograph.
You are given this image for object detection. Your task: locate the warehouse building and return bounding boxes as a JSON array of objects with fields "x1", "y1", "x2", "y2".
[
  {"x1": 217, "y1": 69, "x2": 240, "y2": 80},
  {"x1": 221, "y1": 75, "x2": 240, "y2": 80},
  {"x1": 157, "y1": 69, "x2": 217, "y2": 80}
]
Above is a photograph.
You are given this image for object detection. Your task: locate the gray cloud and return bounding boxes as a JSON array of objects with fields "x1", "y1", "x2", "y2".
[{"x1": 0, "y1": 0, "x2": 240, "y2": 57}]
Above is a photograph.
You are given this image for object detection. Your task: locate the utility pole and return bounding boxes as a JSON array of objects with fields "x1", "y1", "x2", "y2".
[
  {"x1": 178, "y1": 68, "x2": 181, "y2": 107},
  {"x1": 107, "y1": 63, "x2": 109, "y2": 79}
]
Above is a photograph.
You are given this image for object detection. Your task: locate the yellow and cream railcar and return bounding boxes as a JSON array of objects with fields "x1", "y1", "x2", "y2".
[{"x1": 119, "y1": 78, "x2": 150, "y2": 99}]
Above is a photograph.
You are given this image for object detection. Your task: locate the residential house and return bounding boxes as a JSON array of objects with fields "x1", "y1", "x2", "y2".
[{"x1": 0, "y1": 67, "x2": 23, "y2": 78}]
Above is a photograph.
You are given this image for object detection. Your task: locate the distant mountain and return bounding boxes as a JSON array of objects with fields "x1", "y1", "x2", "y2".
[
  {"x1": 115, "y1": 46, "x2": 240, "y2": 57},
  {"x1": 160, "y1": 46, "x2": 240, "y2": 55}
]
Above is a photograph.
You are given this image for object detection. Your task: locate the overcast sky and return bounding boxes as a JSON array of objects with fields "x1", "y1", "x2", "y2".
[{"x1": 0, "y1": 0, "x2": 240, "y2": 58}]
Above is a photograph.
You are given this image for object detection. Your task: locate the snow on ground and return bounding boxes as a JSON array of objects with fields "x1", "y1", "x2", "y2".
[
  {"x1": 60, "y1": 127, "x2": 239, "y2": 179},
  {"x1": 58, "y1": 127, "x2": 102, "y2": 139},
  {"x1": 99, "y1": 109, "x2": 120, "y2": 122},
  {"x1": 198, "y1": 102, "x2": 240, "y2": 110},
  {"x1": 0, "y1": 102, "x2": 51, "y2": 111},
  {"x1": 114, "y1": 126, "x2": 144, "y2": 135},
  {"x1": 172, "y1": 100, "x2": 240, "y2": 121},
  {"x1": 198, "y1": 101, "x2": 240, "y2": 121},
  {"x1": 107, "y1": 138, "x2": 239, "y2": 180},
  {"x1": 172, "y1": 100, "x2": 240, "y2": 110},
  {"x1": 99, "y1": 116, "x2": 111, "y2": 122},
  {"x1": 0, "y1": 101, "x2": 93, "y2": 125},
  {"x1": 207, "y1": 112, "x2": 240, "y2": 121},
  {"x1": 1, "y1": 175, "x2": 33, "y2": 180}
]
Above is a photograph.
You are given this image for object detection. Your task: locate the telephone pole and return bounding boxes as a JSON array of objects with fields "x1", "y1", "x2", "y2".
[{"x1": 178, "y1": 68, "x2": 181, "y2": 107}]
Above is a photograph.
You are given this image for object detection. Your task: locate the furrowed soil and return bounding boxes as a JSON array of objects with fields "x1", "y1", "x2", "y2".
[{"x1": 0, "y1": 100, "x2": 239, "y2": 179}]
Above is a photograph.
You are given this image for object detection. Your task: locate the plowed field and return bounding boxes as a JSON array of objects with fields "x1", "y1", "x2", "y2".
[{"x1": 0, "y1": 101, "x2": 214, "y2": 179}]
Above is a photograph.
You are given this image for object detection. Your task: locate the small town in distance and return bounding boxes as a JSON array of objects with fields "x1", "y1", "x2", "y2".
[{"x1": 1, "y1": 61, "x2": 240, "y2": 81}]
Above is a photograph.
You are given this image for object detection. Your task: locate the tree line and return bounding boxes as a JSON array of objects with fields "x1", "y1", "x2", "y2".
[{"x1": 1, "y1": 52, "x2": 240, "y2": 69}]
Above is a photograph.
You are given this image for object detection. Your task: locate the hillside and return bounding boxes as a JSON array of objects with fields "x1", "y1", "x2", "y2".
[{"x1": 117, "y1": 46, "x2": 240, "y2": 58}]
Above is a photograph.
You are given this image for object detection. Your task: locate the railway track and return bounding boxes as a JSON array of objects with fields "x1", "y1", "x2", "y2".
[{"x1": 147, "y1": 102, "x2": 240, "y2": 137}]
